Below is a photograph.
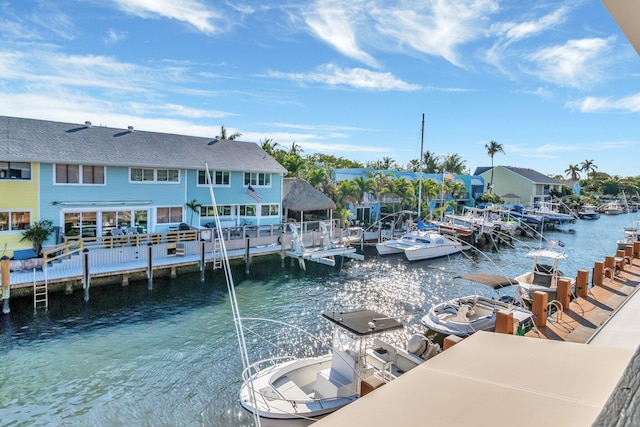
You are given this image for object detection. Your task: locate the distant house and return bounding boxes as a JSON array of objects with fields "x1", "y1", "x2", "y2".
[
  {"x1": 473, "y1": 166, "x2": 564, "y2": 205},
  {"x1": 333, "y1": 168, "x2": 484, "y2": 222},
  {"x1": 0, "y1": 116, "x2": 287, "y2": 256}
]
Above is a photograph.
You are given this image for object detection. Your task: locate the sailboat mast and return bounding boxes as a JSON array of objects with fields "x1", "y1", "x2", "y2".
[{"x1": 418, "y1": 113, "x2": 424, "y2": 220}]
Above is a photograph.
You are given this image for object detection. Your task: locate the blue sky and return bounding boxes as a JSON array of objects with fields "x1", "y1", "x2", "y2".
[{"x1": 1, "y1": 0, "x2": 638, "y2": 177}]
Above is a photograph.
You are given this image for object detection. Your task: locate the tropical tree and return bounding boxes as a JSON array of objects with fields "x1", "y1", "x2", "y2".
[
  {"x1": 288, "y1": 142, "x2": 304, "y2": 157},
  {"x1": 20, "y1": 220, "x2": 56, "y2": 257},
  {"x1": 564, "y1": 164, "x2": 581, "y2": 181},
  {"x1": 185, "y1": 199, "x2": 201, "y2": 227},
  {"x1": 422, "y1": 151, "x2": 441, "y2": 173},
  {"x1": 440, "y1": 153, "x2": 466, "y2": 174},
  {"x1": 407, "y1": 158, "x2": 421, "y2": 172},
  {"x1": 260, "y1": 138, "x2": 279, "y2": 156},
  {"x1": 580, "y1": 159, "x2": 597, "y2": 183},
  {"x1": 352, "y1": 176, "x2": 376, "y2": 207},
  {"x1": 219, "y1": 125, "x2": 242, "y2": 140},
  {"x1": 485, "y1": 140, "x2": 505, "y2": 193}
]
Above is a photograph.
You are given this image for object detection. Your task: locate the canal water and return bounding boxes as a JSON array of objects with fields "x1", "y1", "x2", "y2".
[{"x1": 1, "y1": 213, "x2": 638, "y2": 426}]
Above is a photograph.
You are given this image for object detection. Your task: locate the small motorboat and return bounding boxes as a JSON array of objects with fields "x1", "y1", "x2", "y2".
[
  {"x1": 239, "y1": 308, "x2": 440, "y2": 423},
  {"x1": 515, "y1": 248, "x2": 575, "y2": 302},
  {"x1": 421, "y1": 273, "x2": 533, "y2": 337}
]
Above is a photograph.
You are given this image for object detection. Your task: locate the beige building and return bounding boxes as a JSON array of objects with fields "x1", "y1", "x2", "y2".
[{"x1": 474, "y1": 166, "x2": 564, "y2": 205}]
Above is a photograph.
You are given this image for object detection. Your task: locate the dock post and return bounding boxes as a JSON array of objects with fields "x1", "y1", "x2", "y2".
[
  {"x1": 593, "y1": 261, "x2": 604, "y2": 286},
  {"x1": 495, "y1": 309, "x2": 514, "y2": 334},
  {"x1": 532, "y1": 291, "x2": 548, "y2": 328},
  {"x1": 245, "y1": 236, "x2": 250, "y2": 274},
  {"x1": 443, "y1": 335, "x2": 463, "y2": 350},
  {"x1": 616, "y1": 250, "x2": 626, "y2": 272},
  {"x1": 576, "y1": 270, "x2": 589, "y2": 298},
  {"x1": 1, "y1": 256, "x2": 10, "y2": 314},
  {"x1": 604, "y1": 256, "x2": 615, "y2": 278},
  {"x1": 557, "y1": 278, "x2": 571, "y2": 312},
  {"x1": 200, "y1": 241, "x2": 206, "y2": 283},
  {"x1": 634, "y1": 241, "x2": 640, "y2": 258},
  {"x1": 147, "y1": 242, "x2": 153, "y2": 290},
  {"x1": 82, "y1": 248, "x2": 90, "y2": 302},
  {"x1": 624, "y1": 245, "x2": 634, "y2": 259}
]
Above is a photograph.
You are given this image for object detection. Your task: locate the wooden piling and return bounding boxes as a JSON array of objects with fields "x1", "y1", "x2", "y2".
[
  {"x1": 495, "y1": 310, "x2": 515, "y2": 334},
  {"x1": 557, "y1": 278, "x2": 571, "y2": 312},
  {"x1": 1, "y1": 256, "x2": 10, "y2": 314},
  {"x1": 593, "y1": 261, "x2": 604, "y2": 286},
  {"x1": 82, "y1": 248, "x2": 90, "y2": 302},
  {"x1": 443, "y1": 335, "x2": 463, "y2": 350},
  {"x1": 634, "y1": 241, "x2": 640, "y2": 258},
  {"x1": 624, "y1": 245, "x2": 634, "y2": 259},
  {"x1": 532, "y1": 291, "x2": 548, "y2": 328},
  {"x1": 147, "y1": 242, "x2": 153, "y2": 290},
  {"x1": 576, "y1": 270, "x2": 589, "y2": 298},
  {"x1": 616, "y1": 250, "x2": 626, "y2": 272}
]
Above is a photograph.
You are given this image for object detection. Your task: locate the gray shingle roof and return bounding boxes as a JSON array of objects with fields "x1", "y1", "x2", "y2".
[
  {"x1": 0, "y1": 116, "x2": 287, "y2": 173},
  {"x1": 474, "y1": 166, "x2": 561, "y2": 184}
]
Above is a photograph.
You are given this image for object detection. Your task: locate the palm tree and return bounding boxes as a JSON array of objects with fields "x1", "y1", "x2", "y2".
[
  {"x1": 580, "y1": 159, "x2": 597, "y2": 183},
  {"x1": 440, "y1": 153, "x2": 467, "y2": 174},
  {"x1": 219, "y1": 125, "x2": 242, "y2": 140},
  {"x1": 260, "y1": 138, "x2": 279, "y2": 156},
  {"x1": 422, "y1": 151, "x2": 441, "y2": 173},
  {"x1": 407, "y1": 159, "x2": 421, "y2": 172},
  {"x1": 288, "y1": 142, "x2": 303, "y2": 157},
  {"x1": 485, "y1": 140, "x2": 505, "y2": 193},
  {"x1": 564, "y1": 164, "x2": 581, "y2": 181},
  {"x1": 185, "y1": 199, "x2": 201, "y2": 227},
  {"x1": 352, "y1": 176, "x2": 376, "y2": 207},
  {"x1": 20, "y1": 220, "x2": 55, "y2": 257}
]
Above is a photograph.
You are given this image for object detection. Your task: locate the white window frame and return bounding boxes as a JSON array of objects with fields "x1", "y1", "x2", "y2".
[
  {"x1": 130, "y1": 167, "x2": 180, "y2": 184},
  {"x1": 197, "y1": 170, "x2": 231, "y2": 187},
  {"x1": 243, "y1": 172, "x2": 271, "y2": 187}
]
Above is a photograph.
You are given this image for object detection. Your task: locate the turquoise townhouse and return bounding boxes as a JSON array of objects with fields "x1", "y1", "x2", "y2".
[{"x1": 0, "y1": 116, "x2": 287, "y2": 257}]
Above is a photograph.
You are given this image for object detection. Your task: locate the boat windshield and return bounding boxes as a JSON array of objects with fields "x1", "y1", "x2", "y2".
[{"x1": 332, "y1": 328, "x2": 361, "y2": 355}]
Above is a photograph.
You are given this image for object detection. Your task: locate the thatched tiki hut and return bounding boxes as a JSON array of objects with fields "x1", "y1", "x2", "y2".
[{"x1": 282, "y1": 177, "x2": 336, "y2": 223}]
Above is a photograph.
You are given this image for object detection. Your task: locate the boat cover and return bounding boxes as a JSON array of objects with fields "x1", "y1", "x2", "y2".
[
  {"x1": 454, "y1": 273, "x2": 519, "y2": 289},
  {"x1": 322, "y1": 309, "x2": 404, "y2": 336}
]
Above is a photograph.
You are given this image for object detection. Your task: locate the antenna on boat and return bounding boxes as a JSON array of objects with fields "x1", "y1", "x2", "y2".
[{"x1": 204, "y1": 163, "x2": 261, "y2": 427}]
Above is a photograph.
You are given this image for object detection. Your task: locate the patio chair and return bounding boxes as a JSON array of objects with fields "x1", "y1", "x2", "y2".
[{"x1": 126, "y1": 226, "x2": 138, "y2": 235}]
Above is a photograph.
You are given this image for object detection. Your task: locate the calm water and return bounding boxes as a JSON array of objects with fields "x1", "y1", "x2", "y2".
[{"x1": 1, "y1": 213, "x2": 639, "y2": 426}]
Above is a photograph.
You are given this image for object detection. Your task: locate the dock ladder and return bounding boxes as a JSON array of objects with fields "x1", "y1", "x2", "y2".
[
  {"x1": 212, "y1": 237, "x2": 222, "y2": 270},
  {"x1": 33, "y1": 269, "x2": 48, "y2": 310}
]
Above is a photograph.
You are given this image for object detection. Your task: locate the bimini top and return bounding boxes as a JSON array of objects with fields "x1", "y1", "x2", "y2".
[
  {"x1": 322, "y1": 309, "x2": 404, "y2": 336},
  {"x1": 526, "y1": 249, "x2": 568, "y2": 260},
  {"x1": 454, "y1": 273, "x2": 519, "y2": 289}
]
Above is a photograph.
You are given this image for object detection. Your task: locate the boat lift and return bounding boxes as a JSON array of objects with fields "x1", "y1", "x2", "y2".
[{"x1": 286, "y1": 222, "x2": 364, "y2": 270}]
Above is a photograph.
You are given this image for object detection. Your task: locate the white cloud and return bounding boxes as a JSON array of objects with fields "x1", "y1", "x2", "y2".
[
  {"x1": 267, "y1": 63, "x2": 420, "y2": 91},
  {"x1": 304, "y1": 0, "x2": 377, "y2": 67},
  {"x1": 495, "y1": 7, "x2": 568, "y2": 43},
  {"x1": 526, "y1": 37, "x2": 615, "y2": 88},
  {"x1": 371, "y1": 0, "x2": 498, "y2": 68},
  {"x1": 566, "y1": 93, "x2": 640, "y2": 113},
  {"x1": 112, "y1": 0, "x2": 224, "y2": 35},
  {"x1": 104, "y1": 29, "x2": 127, "y2": 46}
]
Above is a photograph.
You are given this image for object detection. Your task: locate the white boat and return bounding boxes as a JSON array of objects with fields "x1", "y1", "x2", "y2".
[
  {"x1": 375, "y1": 228, "x2": 435, "y2": 256},
  {"x1": 402, "y1": 231, "x2": 471, "y2": 262},
  {"x1": 515, "y1": 248, "x2": 575, "y2": 301},
  {"x1": 239, "y1": 308, "x2": 440, "y2": 423},
  {"x1": 421, "y1": 273, "x2": 533, "y2": 337},
  {"x1": 600, "y1": 200, "x2": 624, "y2": 215},
  {"x1": 617, "y1": 221, "x2": 640, "y2": 250},
  {"x1": 578, "y1": 204, "x2": 600, "y2": 220}
]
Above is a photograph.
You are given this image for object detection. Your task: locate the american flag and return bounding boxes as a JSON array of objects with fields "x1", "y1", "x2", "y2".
[
  {"x1": 443, "y1": 170, "x2": 454, "y2": 181},
  {"x1": 246, "y1": 185, "x2": 262, "y2": 202}
]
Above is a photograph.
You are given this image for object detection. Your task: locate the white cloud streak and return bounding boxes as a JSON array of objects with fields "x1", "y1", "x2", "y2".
[
  {"x1": 112, "y1": 0, "x2": 224, "y2": 34},
  {"x1": 526, "y1": 37, "x2": 615, "y2": 89},
  {"x1": 267, "y1": 64, "x2": 420, "y2": 91},
  {"x1": 566, "y1": 93, "x2": 640, "y2": 113}
]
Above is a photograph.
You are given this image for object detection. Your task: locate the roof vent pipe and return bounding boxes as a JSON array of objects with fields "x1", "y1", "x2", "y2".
[
  {"x1": 127, "y1": 126, "x2": 134, "y2": 132},
  {"x1": 85, "y1": 121, "x2": 92, "y2": 128}
]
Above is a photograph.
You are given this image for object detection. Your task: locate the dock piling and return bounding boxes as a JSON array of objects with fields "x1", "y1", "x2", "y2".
[
  {"x1": 1, "y1": 256, "x2": 10, "y2": 314},
  {"x1": 147, "y1": 242, "x2": 153, "y2": 290},
  {"x1": 82, "y1": 248, "x2": 90, "y2": 302},
  {"x1": 576, "y1": 270, "x2": 589, "y2": 298}
]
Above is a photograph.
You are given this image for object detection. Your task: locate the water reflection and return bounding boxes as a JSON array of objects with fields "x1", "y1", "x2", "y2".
[{"x1": 0, "y1": 213, "x2": 638, "y2": 426}]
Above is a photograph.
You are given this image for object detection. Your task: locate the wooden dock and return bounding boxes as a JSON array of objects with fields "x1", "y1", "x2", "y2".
[{"x1": 525, "y1": 250, "x2": 640, "y2": 343}]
